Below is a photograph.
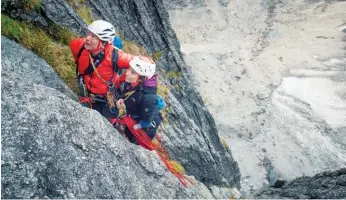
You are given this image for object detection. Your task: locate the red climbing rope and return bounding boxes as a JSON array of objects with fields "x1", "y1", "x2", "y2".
[
  {"x1": 110, "y1": 116, "x2": 194, "y2": 187},
  {"x1": 79, "y1": 96, "x2": 93, "y2": 108}
]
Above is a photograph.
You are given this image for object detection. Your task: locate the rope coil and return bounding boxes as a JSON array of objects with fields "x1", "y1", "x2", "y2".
[{"x1": 111, "y1": 116, "x2": 194, "y2": 187}]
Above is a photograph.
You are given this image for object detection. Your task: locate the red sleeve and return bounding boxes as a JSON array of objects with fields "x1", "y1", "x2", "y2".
[
  {"x1": 69, "y1": 38, "x2": 86, "y2": 62},
  {"x1": 116, "y1": 51, "x2": 135, "y2": 69}
]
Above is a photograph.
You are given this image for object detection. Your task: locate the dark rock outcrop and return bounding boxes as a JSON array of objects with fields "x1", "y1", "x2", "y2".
[
  {"x1": 254, "y1": 168, "x2": 346, "y2": 199},
  {"x1": 1, "y1": 37, "x2": 216, "y2": 199},
  {"x1": 42, "y1": 0, "x2": 87, "y2": 35},
  {"x1": 1, "y1": 0, "x2": 241, "y2": 189}
]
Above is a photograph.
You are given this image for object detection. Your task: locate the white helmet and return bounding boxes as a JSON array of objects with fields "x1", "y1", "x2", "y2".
[
  {"x1": 129, "y1": 56, "x2": 156, "y2": 79},
  {"x1": 87, "y1": 20, "x2": 116, "y2": 43}
]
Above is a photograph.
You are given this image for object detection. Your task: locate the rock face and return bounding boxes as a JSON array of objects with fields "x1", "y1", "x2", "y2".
[
  {"x1": 0, "y1": 77, "x2": 200, "y2": 199},
  {"x1": 1, "y1": 0, "x2": 241, "y2": 189},
  {"x1": 1, "y1": 37, "x2": 215, "y2": 199},
  {"x1": 254, "y1": 168, "x2": 346, "y2": 199},
  {"x1": 1, "y1": 37, "x2": 76, "y2": 100}
]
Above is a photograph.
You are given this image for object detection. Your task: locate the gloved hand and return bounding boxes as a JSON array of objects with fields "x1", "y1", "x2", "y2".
[{"x1": 133, "y1": 123, "x2": 142, "y2": 130}]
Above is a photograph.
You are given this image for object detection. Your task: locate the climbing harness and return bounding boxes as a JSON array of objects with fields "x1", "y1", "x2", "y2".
[
  {"x1": 88, "y1": 54, "x2": 119, "y2": 112},
  {"x1": 78, "y1": 93, "x2": 107, "y2": 109},
  {"x1": 76, "y1": 45, "x2": 119, "y2": 112}
]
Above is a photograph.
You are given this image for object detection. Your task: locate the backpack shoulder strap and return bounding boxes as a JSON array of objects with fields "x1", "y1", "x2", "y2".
[
  {"x1": 136, "y1": 87, "x2": 145, "y2": 108},
  {"x1": 76, "y1": 45, "x2": 85, "y2": 61},
  {"x1": 76, "y1": 45, "x2": 85, "y2": 76},
  {"x1": 112, "y1": 47, "x2": 119, "y2": 73}
]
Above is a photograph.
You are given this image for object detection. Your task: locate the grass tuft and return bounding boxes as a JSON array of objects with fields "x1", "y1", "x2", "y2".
[
  {"x1": 167, "y1": 160, "x2": 185, "y2": 174},
  {"x1": 1, "y1": 14, "x2": 78, "y2": 92},
  {"x1": 150, "y1": 50, "x2": 162, "y2": 62},
  {"x1": 123, "y1": 41, "x2": 147, "y2": 55},
  {"x1": 66, "y1": 0, "x2": 93, "y2": 24},
  {"x1": 22, "y1": 0, "x2": 41, "y2": 11},
  {"x1": 166, "y1": 70, "x2": 182, "y2": 79},
  {"x1": 220, "y1": 136, "x2": 230, "y2": 151}
]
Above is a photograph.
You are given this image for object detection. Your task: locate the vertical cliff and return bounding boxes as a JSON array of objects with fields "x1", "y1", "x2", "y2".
[{"x1": 1, "y1": 0, "x2": 240, "y2": 191}]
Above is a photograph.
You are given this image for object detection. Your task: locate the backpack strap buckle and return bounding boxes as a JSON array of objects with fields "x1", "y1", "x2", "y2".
[{"x1": 151, "y1": 121, "x2": 156, "y2": 128}]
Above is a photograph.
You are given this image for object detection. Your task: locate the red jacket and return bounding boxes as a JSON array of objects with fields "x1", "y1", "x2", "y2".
[{"x1": 70, "y1": 38, "x2": 134, "y2": 95}]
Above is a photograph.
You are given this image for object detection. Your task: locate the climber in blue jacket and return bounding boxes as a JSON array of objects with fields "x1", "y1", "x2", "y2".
[{"x1": 116, "y1": 56, "x2": 162, "y2": 143}]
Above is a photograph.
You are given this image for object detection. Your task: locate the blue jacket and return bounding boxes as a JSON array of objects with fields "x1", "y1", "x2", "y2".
[{"x1": 121, "y1": 77, "x2": 159, "y2": 127}]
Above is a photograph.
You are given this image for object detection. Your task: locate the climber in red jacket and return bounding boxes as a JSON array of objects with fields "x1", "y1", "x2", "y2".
[{"x1": 70, "y1": 20, "x2": 135, "y2": 118}]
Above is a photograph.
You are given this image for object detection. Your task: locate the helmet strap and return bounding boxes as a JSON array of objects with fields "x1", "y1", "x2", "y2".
[{"x1": 140, "y1": 76, "x2": 146, "y2": 82}]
